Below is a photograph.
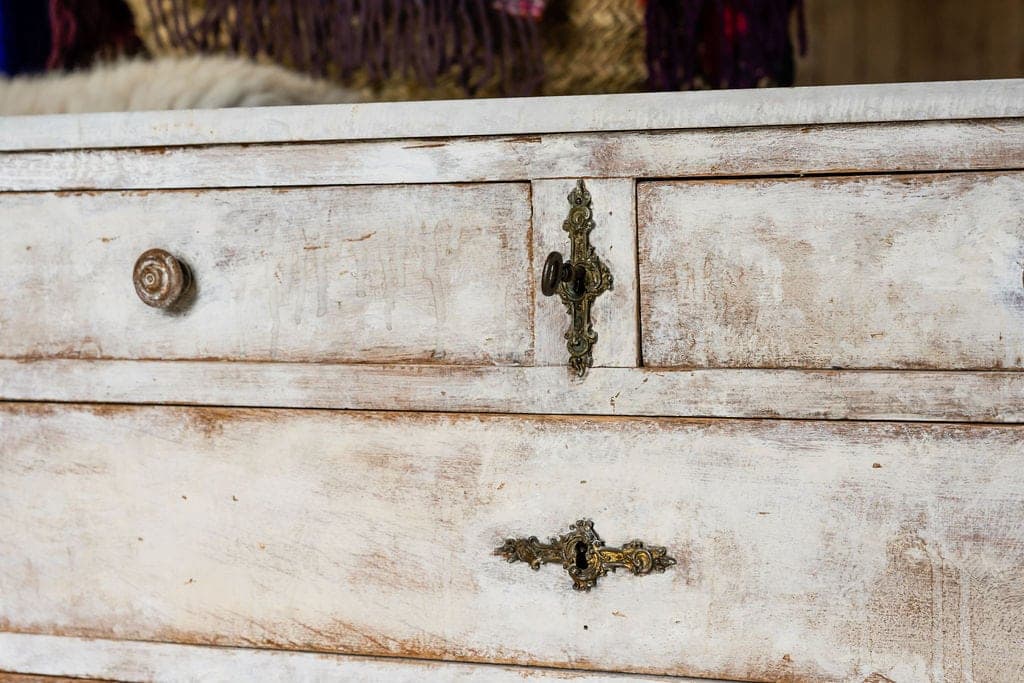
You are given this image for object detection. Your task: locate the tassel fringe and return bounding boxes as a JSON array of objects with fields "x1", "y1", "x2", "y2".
[
  {"x1": 645, "y1": 0, "x2": 805, "y2": 90},
  {"x1": 142, "y1": 0, "x2": 544, "y2": 96}
]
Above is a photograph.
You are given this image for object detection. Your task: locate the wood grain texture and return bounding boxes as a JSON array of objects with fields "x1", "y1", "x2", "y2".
[
  {"x1": 0, "y1": 185, "x2": 533, "y2": 365},
  {"x1": 639, "y1": 172, "x2": 1024, "y2": 369},
  {"x1": 3, "y1": 119, "x2": 1023, "y2": 192},
  {"x1": 5, "y1": 360, "x2": 1024, "y2": 423},
  {"x1": 1, "y1": 403, "x2": 1022, "y2": 681},
  {"x1": 533, "y1": 179, "x2": 639, "y2": 368},
  {"x1": 0, "y1": 79, "x2": 1021, "y2": 152},
  {"x1": 0, "y1": 634, "x2": 692, "y2": 683}
]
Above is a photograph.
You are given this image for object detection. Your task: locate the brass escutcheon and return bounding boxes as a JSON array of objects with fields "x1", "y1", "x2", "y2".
[
  {"x1": 495, "y1": 519, "x2": 676, "y2": 591},
  {"x1": 541, "y1": 179, "x2": 613, "y2": 377}
]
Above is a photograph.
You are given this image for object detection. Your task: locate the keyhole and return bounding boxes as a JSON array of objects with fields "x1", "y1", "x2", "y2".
[
  {"x1": 571, "y1": 268, "x2": 586, "y2": 297},
  {"x1": 574, "y1": 541, "x2": 589, "y2": 570}
]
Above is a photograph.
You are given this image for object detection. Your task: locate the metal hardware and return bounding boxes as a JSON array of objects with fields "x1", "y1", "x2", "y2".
[
  {"x1": 541, "y1": 179, "x2": 613, "y2": 377},
  {"x1": 133, "y1": 248, "x2": 191, "y2": 309},
  {"x1": 541, "y1": 251, "x2": 584, "y2": 297},
  {"x1": 495, "y1": 519, "x2": 675, "y2": 591}
]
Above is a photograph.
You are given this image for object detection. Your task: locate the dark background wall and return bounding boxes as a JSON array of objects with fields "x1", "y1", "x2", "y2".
[{"x1": 796, "y1": 0, "x2": 1024, "y2": 85}]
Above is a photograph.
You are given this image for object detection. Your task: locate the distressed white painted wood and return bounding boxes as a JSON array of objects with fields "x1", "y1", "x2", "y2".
[
  {"x1": 0, "y1": 185, "x2": 534, "y2": 365},
  {"x1": 0, "y1": 634, "x2": 690, "y2": 682},
  {"x1": 3, "y1": 360, "x2": 1024, "y2": 423},
  {"x1": 0, "y1": 79, "x2": 1021, "y2": 152},
  {"x1": 533, "y1": 179, "x2": 638, "y2": 368},
  {"x1": 1, "y1": 403, "x2": 1021, "y2": 681},
  {"x1": 4, "y1": 78, "x2": 1024, "y2": 683},
  {"x1": 639, "y1": 172, "x2": 1024, "y2": 369},
  {"x1": 3, "y1": 119, "x2": 1024, "y2": 192}
]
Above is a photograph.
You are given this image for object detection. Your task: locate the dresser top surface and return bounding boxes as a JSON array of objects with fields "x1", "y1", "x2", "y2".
[{"x1": 2, "y1": 78, "x2": 1022, "y2": 153}]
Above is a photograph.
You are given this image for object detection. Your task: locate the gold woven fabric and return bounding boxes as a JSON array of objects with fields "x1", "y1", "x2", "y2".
[
  {"x1": 124, "y1": 0, "x2": 647, "y2": 98},
  {"x1": 127, "y1": 0, "x2": 202, "y2": 56},
  {"x1": 540, "y1": 0, "x2": 646, "y2": 95}
]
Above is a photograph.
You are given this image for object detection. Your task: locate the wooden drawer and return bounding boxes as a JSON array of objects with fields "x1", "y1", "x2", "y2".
[
  {"x1": 0, "y1": 633, "x2": 690, "y2": 682},
  {"x1": 0, "y1": 184, "x2": 533, "y2": 365},
  {"x1": 2, "y1": 402, "x2": 1021, "y2": 680},
  {"x1": 638, "y1": 172, "x2": 1024, "y2": 369}
]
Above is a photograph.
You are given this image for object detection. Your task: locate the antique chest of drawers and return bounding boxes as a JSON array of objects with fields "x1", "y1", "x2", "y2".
[{"x1": 1, "y1": 80, "x2": 1023, "y2": 682}]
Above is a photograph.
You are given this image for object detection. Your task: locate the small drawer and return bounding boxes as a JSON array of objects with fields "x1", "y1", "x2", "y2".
[
  {"x1": 638, "y1": 172, "x2": 1024, "y2": 369},
  {"x1": 1, "y1": 403, "x2": 1021, "y2": 679},
  {"x1": 0, "y1": 184, "x2": 532, "y2": 365}
]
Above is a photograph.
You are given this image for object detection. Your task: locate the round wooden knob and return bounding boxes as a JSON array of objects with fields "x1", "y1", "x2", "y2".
[{"x1": 133, "y1": 248, "x2": 191, "y2": 309}]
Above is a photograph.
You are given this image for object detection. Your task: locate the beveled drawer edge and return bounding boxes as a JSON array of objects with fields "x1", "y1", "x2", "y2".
[
  {"x1": 2, "y1": 359, "x2": 1022, "y2": 424},
  {"x1": 0, "y1": 633, "x2": 711, "y2": 682},
  {"x1": 3, "y1": 118, "x2": 1024, "y2": 193}
]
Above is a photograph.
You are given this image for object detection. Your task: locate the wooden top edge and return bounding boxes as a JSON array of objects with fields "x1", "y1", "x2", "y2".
[{"x1": 1, "y1": 79, "x2": 1022, "y2": 151}]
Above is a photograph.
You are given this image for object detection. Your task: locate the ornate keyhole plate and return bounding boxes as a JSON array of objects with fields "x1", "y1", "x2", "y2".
[
  {"x1": 540, "y1": 180, "x2": 613, "y2": 377},
  {"x1": 495, "y1": 519, "x2": 676, "y2": 591}
]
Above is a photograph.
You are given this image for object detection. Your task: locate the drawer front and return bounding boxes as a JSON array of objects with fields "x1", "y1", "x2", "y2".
[
  {"x1": 2, "y1": 403, "x2": 1021, "y2": 680},
  {"x1": 639, "y1": 172, "x2": 1024, "y2": 369},
  {"x1": 0, "y1": 634, "x2": 686, "y2": 683},
  {"x1": 0, "y1": 184, "x2": 532, "y2": 365}
]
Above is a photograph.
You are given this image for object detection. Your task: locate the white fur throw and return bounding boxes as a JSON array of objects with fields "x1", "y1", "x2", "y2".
[{"x1": 0, "y1": 56, "x2": 360, "y2": 115}]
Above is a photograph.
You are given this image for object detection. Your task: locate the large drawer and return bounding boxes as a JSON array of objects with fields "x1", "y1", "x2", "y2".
[
  {"x1": 2, "y1": 403, "x2": 1021, "y2": 680},
  {"x1": 638, "y1": 172, "x2": 1024, "y2": 369},
  {"x1": 0, "y1": 184, "x2": 532, "y2": 365}
]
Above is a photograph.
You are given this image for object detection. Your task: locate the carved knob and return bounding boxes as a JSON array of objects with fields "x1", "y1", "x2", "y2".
[{"x1": 133, "y1": 248, "x2": 191, "y2": 309}]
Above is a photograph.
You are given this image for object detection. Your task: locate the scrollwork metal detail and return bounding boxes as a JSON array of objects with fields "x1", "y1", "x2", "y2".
[
  {"x1": 495, "y1": 519, "x2": 676, "y2": 591},
  {"x1": 541, "y1": 180, "x2": 613, "y2": 377}
]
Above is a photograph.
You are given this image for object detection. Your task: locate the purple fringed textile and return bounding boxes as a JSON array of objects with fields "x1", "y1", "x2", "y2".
[
  {"x1": 47, "y1": 0, "x2": 144, "y2": 71},
  {"x1": 645, "y1": 0, "x2": 805, "y2": 90},
  {"x1": 492, "y1": 0, "x2": 546, "y2": 20},
  {"x1": 144, "y1": 0, "x2": 545, "y2": 96}
]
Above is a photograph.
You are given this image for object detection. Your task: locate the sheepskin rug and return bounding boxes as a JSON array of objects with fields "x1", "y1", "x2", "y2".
[{"x1": 0, "y1": 55, "x2": 360, "y2": 114}]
